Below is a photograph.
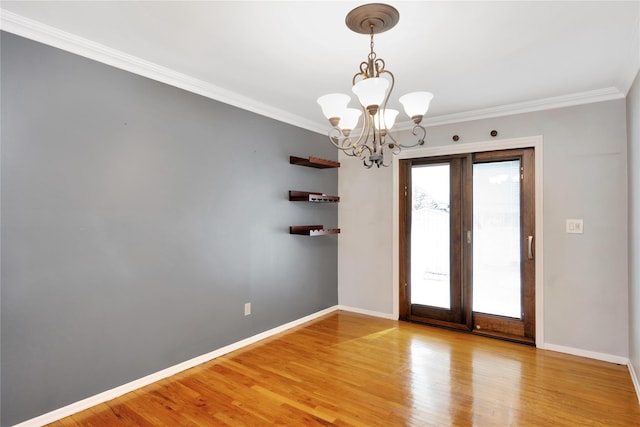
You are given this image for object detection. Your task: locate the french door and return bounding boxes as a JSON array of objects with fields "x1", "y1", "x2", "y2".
[{"x1": 399, "y1": 148, "x2": 535, "y2": 343}]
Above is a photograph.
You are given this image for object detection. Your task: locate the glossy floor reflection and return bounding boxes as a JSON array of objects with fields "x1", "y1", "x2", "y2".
[{"x1": 50, "y1": 311, "x2": 640, "y2": 426}]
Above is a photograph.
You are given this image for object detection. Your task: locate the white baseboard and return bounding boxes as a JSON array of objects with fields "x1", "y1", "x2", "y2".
[
  {"x1": 14, "y1": 305, "x2": 340, "y2": 427},
  {"x1": 337, "y1": 305, "x2": 398, "y2": 320},
  {"x1": 629, "y1": 360, "x2": 640, "y2": 404},
  {"x1": 542, "y1": 344, "x2": 640, "y2": 403},
  {"x1": 542, "y1": 343, "x2": 629, "y2": 365}
]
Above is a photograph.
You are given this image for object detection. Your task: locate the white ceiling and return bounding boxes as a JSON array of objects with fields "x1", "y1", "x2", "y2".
[{"x1": 2, "y1": 1, "x2": 639, "y2": 133}]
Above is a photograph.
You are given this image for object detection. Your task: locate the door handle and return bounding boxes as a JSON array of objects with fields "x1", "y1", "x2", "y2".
[{"x1": 527, "y1": 235, "x2": 534, "y2": 260}]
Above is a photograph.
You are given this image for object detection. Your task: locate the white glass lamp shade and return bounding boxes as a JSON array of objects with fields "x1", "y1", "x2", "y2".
[
  {"x1": 339, "y1": 108, "x2": 362, "y2": 130},
  {"x1": 317, "y1": 93, "x2": 350, "y2": 120},
  {"x1": 399, "y1": 91, "x2": 434, "y2": 118},
  {"x1": 373, "y1": 109, "x2": 399, "y2": 130},
  {"x1": 352, "y1": 78, "x2": 389, "y2": 109}
]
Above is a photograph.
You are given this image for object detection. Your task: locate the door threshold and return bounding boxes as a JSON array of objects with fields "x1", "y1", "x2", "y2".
[
  {"x1": 472, "y1": 329, "x2": 535, "y2": 346},
  {"x1": 402, "y1": 318, "x2": 535, "y2": 346}
]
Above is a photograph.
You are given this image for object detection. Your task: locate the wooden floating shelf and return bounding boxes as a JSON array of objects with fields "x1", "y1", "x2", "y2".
[
  {"x1": 289, "y1": 191, "x2": 339, "y2": 203},
  {"x1": 290, "y1": 225, "x2": 341, "y2": 236},
  {"x1": 289, "y1": 156, "x2": 340, "y2": 169}
]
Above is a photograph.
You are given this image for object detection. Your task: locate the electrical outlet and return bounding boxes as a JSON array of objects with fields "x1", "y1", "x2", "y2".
[
  {"x1": 244, "y1": 303, "x2": 251, "y2": 316},
  {"x1": 566, "y1": 219, "x2": 584, "y2": 234}
]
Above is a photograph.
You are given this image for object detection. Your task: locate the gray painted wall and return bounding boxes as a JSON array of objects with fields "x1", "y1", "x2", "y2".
[
  {"x1": 628, "y1": 69, "x2": 640, "y2": 393},
  {"x1": 0, "y1": 32, "x2": 338, "y2": 426},
  {"x1": 339, "y1": 99, "x2": 630, "y2": 358}
]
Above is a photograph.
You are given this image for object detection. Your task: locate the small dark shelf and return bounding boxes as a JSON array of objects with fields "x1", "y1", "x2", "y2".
[
  {"x1": 289, "y1": 191, "x2": 340, "y2": 203},
  {"x1": 290, "y1": 225, "x2": 341, "y2": 236},
  {"x1": 289, "y1": 155, "x2": 340, "y2": 235},
  {"x1": 290, "y1": 156, "x2": 340, "y2": 169}
]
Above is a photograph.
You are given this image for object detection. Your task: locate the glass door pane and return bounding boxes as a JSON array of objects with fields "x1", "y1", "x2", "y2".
[
  {"x1": 472, "y1": 160, "x2": 521, "y2": 318},
  {"x1": 411, "y1": 164, "x2": 450, "y2": 308}
]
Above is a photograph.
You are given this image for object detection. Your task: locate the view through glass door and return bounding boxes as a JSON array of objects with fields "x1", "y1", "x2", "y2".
[{"x1": 399, "y1": 148, "x2": 535, "y2": 343}]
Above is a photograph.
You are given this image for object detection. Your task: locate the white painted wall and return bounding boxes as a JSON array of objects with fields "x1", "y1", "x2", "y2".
[
  {"x1": 628, "y1": 68, "x2": 640, "y2": 391},
  {"x1": 338, "y1": 99, "x2": 629, "y2": 359},
  {"x1": 338, "y1": 153, "x2": 395, "y2": 316}
]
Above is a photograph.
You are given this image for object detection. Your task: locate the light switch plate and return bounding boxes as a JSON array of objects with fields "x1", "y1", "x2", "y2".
[{"x1": 566, "y1": 219, "x2": 584, "y2": 234}]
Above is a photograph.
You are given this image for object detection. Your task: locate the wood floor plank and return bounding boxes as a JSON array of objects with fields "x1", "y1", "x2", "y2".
[{"x1": 49, "y1": 311, "x2": 640, "y2": 426}]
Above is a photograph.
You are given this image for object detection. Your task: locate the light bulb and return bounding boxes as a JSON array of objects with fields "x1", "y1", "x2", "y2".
[
  {"x1": 373, "y1": 109, "x2": 399, "y2": 130},
  {"x1": 339, "y1": 108, "x2": 362, "y2": 131},
  {"x1": 399, "y1": 92, "x2": 434, "y2": 122},
  {"x1": 352, "y1": 78, "x2": 389, "y2": 113},
  {"x1": 317, "y1": 93, "x2": 350, "y2": 122}
]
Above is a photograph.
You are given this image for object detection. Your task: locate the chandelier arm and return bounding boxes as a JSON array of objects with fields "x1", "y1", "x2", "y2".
[
  {"x1": 341, "y1": 146, "x2": 361, "y2": 158},
  {"x1": 356, "y1": 63, "x2": 369, "y2": 80},
  {"x1": 379, "y1": 69, "x2": 394, "y2": 131},
  {"x1": 329, "y1": 128, "x2": 361, "y2": 156},
  {"x1": 348, "y1": 106, "x2": 372, "y2": 150},
  {"x1": 384, "y1": 125, "x2": 399, "y2": 147},
  {"x1": 355, "y1": 141, "x2": 372, "y2": 159},
  {"x1": 381, "y1": 153, "x2": 393, "y2": 167},
  {"x1": 371, "y1": 69, "x2": 394, "y2": 158},
  {"x1": 385, "y1": 136, "x2": 402, "y2": 155},
  {"x1": 381, "y1": 69, "x2": 394, "y2": 97},
  {"x1": 395, "y1": 124, "x2": 427, "y2": 148},
  {"x1": 374, "y1": 58, "x2": 386, "y2": 76},
  {"x1": 328, "y1": 128, "x2": 349, "y2": 150},
  {"x1": 341, "y1": 139, "x2": 359, "y2": 153},
  {"x1": 351, "y1": 137, "x2": 373, "y2": 166}
]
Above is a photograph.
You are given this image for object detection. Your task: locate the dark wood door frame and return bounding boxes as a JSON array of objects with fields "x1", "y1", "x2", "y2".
[
  {"x1": 394, "y1": 136, "x2": 544, "y2": 343},
  {"x1": 400, "y1": 155, "x2": 469, "y2": 329}
]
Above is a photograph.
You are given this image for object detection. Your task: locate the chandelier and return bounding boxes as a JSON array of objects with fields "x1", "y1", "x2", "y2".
[{"x1": 317, "y1": 3, "x2": 434, "y2": 168}]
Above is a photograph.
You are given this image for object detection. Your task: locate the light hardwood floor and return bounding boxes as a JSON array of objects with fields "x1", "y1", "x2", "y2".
[{"x1": 49, "y1": 311, "x2": 640, "y2": 426}]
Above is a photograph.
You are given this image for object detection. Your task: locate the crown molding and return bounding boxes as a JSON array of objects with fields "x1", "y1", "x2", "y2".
[
  {"x1": 336, "y1": 85, "x2": 625, "y2": 134},
  {"x1": 0, "y1": 9, "x2": 629, "y2": 136},
  {"x1": 417, "y1": 87, "x2": 625, "y2": 128},
  {"x1": 337, "y1": 85, "x2": 625, "y2": 134},
  {"x1": 0, "y1": 9, "x2": 326, "y2": 134}
]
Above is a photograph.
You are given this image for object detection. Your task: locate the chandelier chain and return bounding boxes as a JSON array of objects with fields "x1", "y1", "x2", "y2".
[
  {"x1": 370, "y1": 25, "x2": 375, "y2": 55},
  {"x1": 367, "y1": 25, "x2": 378, "y2": 77}
]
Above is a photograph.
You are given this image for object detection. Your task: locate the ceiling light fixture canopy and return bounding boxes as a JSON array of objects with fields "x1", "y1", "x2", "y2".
[{"x1": 317, "y1": 3, "x2": 434, "y2": 168}]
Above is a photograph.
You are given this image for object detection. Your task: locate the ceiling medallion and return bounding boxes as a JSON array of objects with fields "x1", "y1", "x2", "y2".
[{"x1": 317, "y1": 3, "x2": 433, "y2": 168}]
